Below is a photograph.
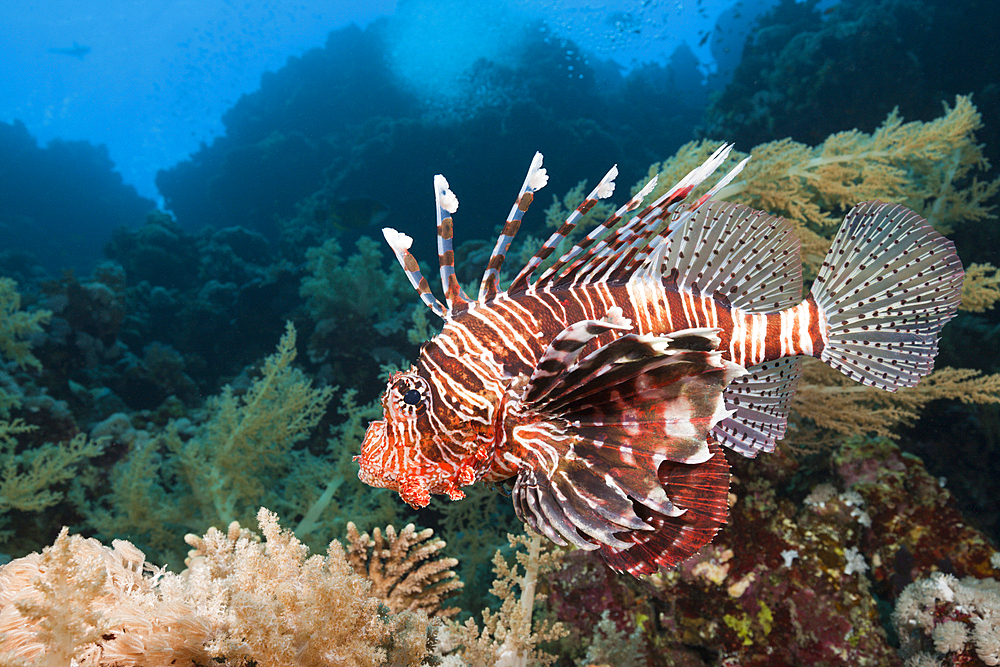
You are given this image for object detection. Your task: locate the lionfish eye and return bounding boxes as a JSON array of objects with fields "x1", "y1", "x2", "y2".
[{"x1": 403, "y1": 388, "x2": 422, "y2": 405}]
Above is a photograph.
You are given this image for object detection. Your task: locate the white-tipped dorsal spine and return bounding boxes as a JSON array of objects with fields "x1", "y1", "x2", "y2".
[
  {"x1": 479, "y1": 153, "x2": 549, "y2": 301},
  {"x1": 434, "y1": 174, "x2": 469, "y2": 312},
  {"x1": 382, "y1": 226, "x2": 448, "y2": 318}
]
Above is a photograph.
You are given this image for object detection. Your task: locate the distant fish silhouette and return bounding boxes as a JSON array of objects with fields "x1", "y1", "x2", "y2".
[
  {"x1": 48, "y1": 42, "x2": 91, "y2": 59},
  {"x1": 331, "y1": 197, "x2": 390, "y2": 231}
]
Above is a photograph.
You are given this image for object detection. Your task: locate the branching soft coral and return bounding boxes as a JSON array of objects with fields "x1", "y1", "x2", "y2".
[
  {"x1": 790, "y1": 359, "x2": 1000, "y2": 449},
  {"x1": 344, "y1": 521, "x2": 463, "y2": 618},
  {"x1": 962, "y1": 263, "x2": 1000, "y2": 313},
  {"x1": 0, "y1": 278, "x2": 50, "y2": 372},
  {"x1": 643, "y1": 96, "x2": 998, "y2": 271},
  {"x1": 88, "y1": 322, "x2": 335, "y2": 563},
  {"x1": 300, "y1": 235, "x2": 413, "y2": 327},
  {"x1": 444, "y1": 531, "x2": 565, "y2": 667},
  {"x1": 0, "y1": 422, "x2": 102, "y2": 520},
  {"x1": 177, "y1": 321, "x2": 334, "y2": 526},
  {"x1": 0, "y1": 509, "x2": 434, "y2": 666}
]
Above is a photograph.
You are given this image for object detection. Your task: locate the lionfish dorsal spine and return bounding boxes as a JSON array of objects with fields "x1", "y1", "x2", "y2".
[
  {"x1": 608, "y1": 146, "x2": 748, "y2": 276},
  {"x1": 520, "y1": 170, "x2": 657, "y2": 292},
  {"x1": 478, "y1": 152, "x2": 549, "y2": 301},
  {"x1": 533, "y1": 143, "x2": 747, "y2": 290},
  {"x1": 434, "y1": 175, "x2": 471, "y2": 312},
  {"x1": 508, "y1": 162, "x2": 622, "y2": 294},
  {"x1": 382, "y1": 228, "x2": 448, "y2": 318},
  {"x1": 384, "y1": 144, "x2": 748, "y2": 319}
]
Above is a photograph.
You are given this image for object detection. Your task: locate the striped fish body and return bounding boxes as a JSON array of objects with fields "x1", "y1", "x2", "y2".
[
  {"x1": 435, "y1": 281, "x2": 823, "y2": 379},
  {"x1": 357, "y1": 148, "x2": 963, "y2": 575}
]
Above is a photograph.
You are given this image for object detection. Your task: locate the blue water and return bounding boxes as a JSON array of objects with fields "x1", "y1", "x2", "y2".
[{"x1": 1, "y1": 0, "x2": 762, "y2": 204}]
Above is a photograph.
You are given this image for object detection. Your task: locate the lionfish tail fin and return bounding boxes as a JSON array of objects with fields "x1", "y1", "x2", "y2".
[{"x1": 810, "y1": 201, "x2": 964, "y2": 391}]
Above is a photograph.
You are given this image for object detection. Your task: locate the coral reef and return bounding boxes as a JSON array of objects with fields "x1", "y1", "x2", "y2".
[
  {"x1": 0, "y1": 509, "x2": 434, "y2": 666},
  {"x1": 1, "y1": 6, "x2": 999, "y2": 663},
  {"x1": 83, "y1": 323, "x2": 336, "y2": 565},
  {"x1": 894, "y1": 572, "x2": 1000, "y2": 666},
  {"x1": 702, "y1": 0, "x2": 1000, "y2": 169},
  {"x1": 0, "y1": 121, "x2": 155, "y2": 277}
]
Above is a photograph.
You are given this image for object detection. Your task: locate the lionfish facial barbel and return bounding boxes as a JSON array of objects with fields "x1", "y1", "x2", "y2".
[{"x1": 354, "y1": 145, "x2": 964, "y2": 576}]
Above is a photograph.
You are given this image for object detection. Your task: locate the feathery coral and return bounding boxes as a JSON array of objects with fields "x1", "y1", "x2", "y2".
[
  {"x1": 87, "y1": 322, "x2": 335, "y2": 563},
  {"x1": 0, "y1": 509, "x2": 433, "y2": 666},
  {"x1": 643, "y1": 96, "x2": 998, "y2": 270},
  {"x1": 0, "y1": 528, "x2": 212, "y2": 667},
  {"x1": 962, "y1": 262, "x2": 1000, "y2": 313},
  {"x1": 445, "y1": 531, "x2": 566, "y2": 667},
  {"x1": 790, "y1": 360, "x2": 1000, "y2": 448},
  {"x1": 344, "y1": 521, "x2": 463, "y2": 618},
  {"x1": 0, "y1": 278, "x2": 50, "y2": 372}
]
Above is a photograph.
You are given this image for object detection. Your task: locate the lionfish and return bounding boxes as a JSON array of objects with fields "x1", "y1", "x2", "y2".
[{"x1": 355, "y1": 146, "x2": 964, "y2": 575}]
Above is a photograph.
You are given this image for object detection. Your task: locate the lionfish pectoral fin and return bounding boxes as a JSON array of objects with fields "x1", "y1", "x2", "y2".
[
  {"x1": 598, "y1": 438, "x2": 732, "y2": 576},
  {"x1": 522, "y1": 306, "x2": 633, "y2": 405},
  {"x1": 527, "y1": 327, "x2": 743, "y2": 465},
  {"x1": 511, "y1": 327, "x2": 744, "y2": 574}
]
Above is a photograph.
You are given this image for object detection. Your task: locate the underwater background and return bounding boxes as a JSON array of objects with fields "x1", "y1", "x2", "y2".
[{"x1": 2, "y1": 0, "x2": 1000, "y2": 665}]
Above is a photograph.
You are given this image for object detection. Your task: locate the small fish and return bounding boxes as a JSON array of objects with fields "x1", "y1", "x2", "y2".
[
  {"x1": 47, "y1": 42, "x2": 91, "y2": 59},
  {"x1": 356, "y1": 146, "x2": 964, "y2": 575},
  {"x1": 330, "y1": 197, "x2": 390, "y2": 231}
]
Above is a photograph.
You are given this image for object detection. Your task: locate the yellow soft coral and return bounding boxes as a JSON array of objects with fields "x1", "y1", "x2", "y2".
[
  {"x1": 88, "y1": 322, "x2": 336, "y2": 564},
  {"x1": 0, "y1": 278, "x2": 50, "y2": 372},
  {"x1": 791, "y1": 360, "x2": 1000, "y2": 449},
  {"x1": 961, "y1": 262, "x2": 1000, "y2": 313},
  {"x1": 642, "y1": 96, "x2": 998, "y2": 272}
]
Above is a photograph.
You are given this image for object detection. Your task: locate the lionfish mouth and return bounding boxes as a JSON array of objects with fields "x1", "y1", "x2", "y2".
[{"x1": 355, "y1": 420, "x2": 395, "y2": 489}]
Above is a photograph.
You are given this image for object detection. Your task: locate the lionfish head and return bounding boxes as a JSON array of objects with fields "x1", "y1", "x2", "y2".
[{"x1": 356, "y1": 363, "x2": 493, "y2": 509}]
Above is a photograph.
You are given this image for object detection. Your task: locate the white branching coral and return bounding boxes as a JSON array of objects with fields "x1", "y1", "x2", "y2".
[
  {"x1": 444, "y1": 531, "x2": 566, "y2": 667},
  {"x1": 895, "y1": 572, "x2": 1000, "y2": 665},
  {"x1": 843, "y1": 546, "x2": 868, "y2": 576}
]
